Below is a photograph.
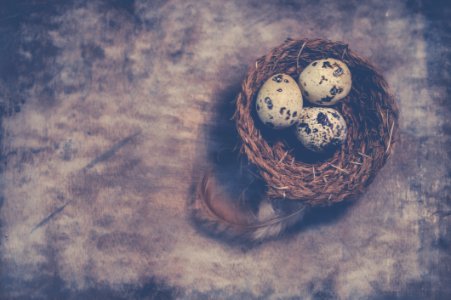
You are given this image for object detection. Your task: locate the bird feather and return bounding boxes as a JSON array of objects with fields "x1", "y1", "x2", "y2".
[{"x1": 192, "y1": 173, "x2": 308, "y2": 241}]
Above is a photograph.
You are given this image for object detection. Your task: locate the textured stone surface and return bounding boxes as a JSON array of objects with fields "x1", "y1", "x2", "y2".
[{"x1": 0, "y1": 0, "x2": 450, "y2": 299}]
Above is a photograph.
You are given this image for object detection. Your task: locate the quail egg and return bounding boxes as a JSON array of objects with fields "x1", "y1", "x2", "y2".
[
  {"x1": 256, "y1": 74, "x2": 303, "y2": 129},
  {"x1": 295, "y1": 107, "x2": 347, "y2": 152},
  {"x1": 298, "y1": 58, "x2": 352, "y2": 106}
]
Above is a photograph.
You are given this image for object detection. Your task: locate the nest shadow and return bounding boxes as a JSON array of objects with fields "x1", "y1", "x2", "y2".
[{"x1": 202, "y1": 81, "x2": 267, "y2": 217}]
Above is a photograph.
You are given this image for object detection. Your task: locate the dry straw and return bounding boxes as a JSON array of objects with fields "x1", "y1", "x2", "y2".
[{"x1": 234, "y1": 38, "x2": 399, "y2": 205}]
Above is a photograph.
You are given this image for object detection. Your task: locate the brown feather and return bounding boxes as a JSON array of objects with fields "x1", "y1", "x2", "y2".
[
  {"x1": 192, "y1": 173, "x2": 254, "y2": 238},
  {"x1": 192, "y1": 172, "x2": 308, "y2": 241}
]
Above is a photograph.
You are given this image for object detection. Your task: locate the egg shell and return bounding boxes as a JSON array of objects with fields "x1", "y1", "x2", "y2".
[
  {"x1": 298, "y1": 58, "x2": 352, "y2": 106},
  {"x1": 295, "y1": 107, "x2": 347, "y2": 152},
  {"x1": 256, "y1": 74, "x2": 303, "y2": 129}
]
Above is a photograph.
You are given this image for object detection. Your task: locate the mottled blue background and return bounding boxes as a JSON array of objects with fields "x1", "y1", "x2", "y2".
[{"x1": 0, "y1": 0, "x2": 450, "y2": 299}]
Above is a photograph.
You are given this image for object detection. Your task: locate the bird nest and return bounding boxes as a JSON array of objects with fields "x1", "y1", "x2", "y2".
[{"x1": 234, "y1": 38, "x2": 399, "y2": 206}]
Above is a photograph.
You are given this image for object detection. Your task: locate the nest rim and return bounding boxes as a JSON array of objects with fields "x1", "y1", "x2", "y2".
[{"x1": 234, "y1": 38, "x2": 399, "y2": 206}]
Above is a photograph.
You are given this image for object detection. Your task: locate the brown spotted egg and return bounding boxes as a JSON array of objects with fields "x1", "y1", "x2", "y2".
[
  {"x1": 298, "y1": 58, "x2": 352, "y2": 106},
  {"x1": 295, "y1": 107, "x2": 347, "y2": 152},
  {"x1": 256, "y1": 74, "x2": 303, "y2": 129}
]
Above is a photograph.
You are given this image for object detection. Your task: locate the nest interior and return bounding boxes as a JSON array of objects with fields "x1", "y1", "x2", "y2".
[{"x1": 234, "y1": 38, "x2": 399, "y2": 206}]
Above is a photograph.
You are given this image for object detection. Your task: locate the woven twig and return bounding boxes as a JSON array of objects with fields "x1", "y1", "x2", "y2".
[{"x1": 234, "y1": 38, "x2": 399, "y2": 205}]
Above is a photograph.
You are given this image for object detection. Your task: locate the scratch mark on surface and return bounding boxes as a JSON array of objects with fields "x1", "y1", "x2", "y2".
[
  {"x1": 83, "y1": 130, "x2": 141, "y2": 170},
  {"x1": 30, "y1": 130, "x2": 142, "y2": 233},
  {"x1": 31, "y1": 201, "x2": 72, "y2": 233},
  {"x1": 433, "y1": 210, "x2": 451, "y2": 217}
]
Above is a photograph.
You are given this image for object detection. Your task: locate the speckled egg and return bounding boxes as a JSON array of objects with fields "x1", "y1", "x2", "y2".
[
  {"x1": 295, "y1": 107, "x2": 347, "y2": 152},
  {"x1": 298, "y1": 58, "x2": 352, "y2": 106},
  {"x1": 256, "y1": 74, "x2": 303, "y2": 129}
]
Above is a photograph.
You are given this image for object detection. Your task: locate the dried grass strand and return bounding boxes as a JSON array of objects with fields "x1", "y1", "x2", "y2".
[{"x1": 296, "y1": 41, "x2": 307, "y2": 70}]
